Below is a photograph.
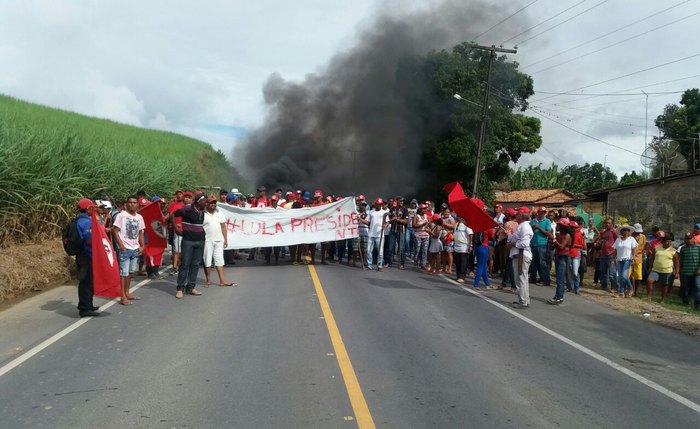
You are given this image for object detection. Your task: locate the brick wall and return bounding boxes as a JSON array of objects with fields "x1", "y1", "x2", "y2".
[{"x1": 607, "y1": 173, "x2": 700, "y2": 239}]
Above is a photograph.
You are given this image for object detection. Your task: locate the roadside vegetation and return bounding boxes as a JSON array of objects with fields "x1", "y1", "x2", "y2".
[{"x1": 0, "y1": 94, "x2": 244, "y2": 245}]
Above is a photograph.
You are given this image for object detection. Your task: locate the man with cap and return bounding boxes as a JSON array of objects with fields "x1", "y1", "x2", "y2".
[
  {"x1": 255, "y1": 186, "x2": 269, "y2": 208},
  {"x1": 74, "y1": 198, "x2": 100, "y2": 317},
  {"x1": 594, "y1": 217, "x2": 619, "y2": 293},
  {"x1": 170, "y1": 193, "x2": 208, "y2": 298},
  {"x1": 218, "y1": 188, "x2": 229, "y2": 203},
  {"x1": 677, "y1": 232, "x2": 700, "y2": 309},
  {"x1": 508, "y1": 206, "x2": 534, "y2": 309},
  {"x1": 406, "y1": 199, "x2": 418, "y2": 259},
  {"x1": 354, "y1": 199, "x2": 370, "y2": 268},
  {"x1": 388, "y1": 196, "x2": 409, "y2": 269},
  {"x1": 362, "y1": 198, "x2": 389, "y2": 271},
  {"x1": 309, "y1": 190, "x2": 329, "y2": 264},
  {"x1": 529, "y1": 207, "x2": 553, "y2": 286}
]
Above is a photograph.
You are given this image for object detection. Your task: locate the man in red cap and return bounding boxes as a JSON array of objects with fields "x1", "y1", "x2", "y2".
[
  {"x1": 361, "y1": 197, "x2": 389, "y2": 271},
  {"x1": 309, "y1": 190, "x2": 328, "y2": 264},
  {"x1": 508, "y1": 206, "x2": 534, "y2": 308},
  {"x1": 529, "y1": 206, "x2": 553, "y2": 286},
  {"x1": 74, "y1": 198, "x2": 100, "y2": 317}
]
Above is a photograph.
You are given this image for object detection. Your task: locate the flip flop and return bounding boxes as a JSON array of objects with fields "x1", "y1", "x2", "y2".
[
  {"x1": 119, "y1": 300, "x2": 133, "y2": 305},
  {"x1": 220, "y1": 282, "x2": 238, "y2": 287},
  {"x1": 126, "y1": 296, "x2": 141, "y2": 300},
  {"x1": 204, "y1": 283, "x2": 211, "y2": 288}
]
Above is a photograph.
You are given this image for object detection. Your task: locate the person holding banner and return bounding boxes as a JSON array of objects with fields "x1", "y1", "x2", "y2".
[
  {"x1": 364, "y1": 198, "x2": 389, "y2": 271},
  {"x1": 203, "y1": 196, "x2": 236, "y2": 287}
]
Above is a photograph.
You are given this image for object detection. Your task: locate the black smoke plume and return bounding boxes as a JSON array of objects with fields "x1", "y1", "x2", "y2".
[{"x1": 237, "y1": 0, "x2": 530, "y2": 197}]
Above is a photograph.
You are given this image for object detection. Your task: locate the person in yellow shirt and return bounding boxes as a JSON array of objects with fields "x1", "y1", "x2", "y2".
[
  {"x1": 646, "y1": 235, "x2": 679, "y2": 303},
  {"x1": 631, "y1": 223, "x2": 646, "y2": 296}
]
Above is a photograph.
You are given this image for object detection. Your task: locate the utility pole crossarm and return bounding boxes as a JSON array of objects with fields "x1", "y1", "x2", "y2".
[{"x1": 469, "y1": 43, "x2": 518, "y2": 54}]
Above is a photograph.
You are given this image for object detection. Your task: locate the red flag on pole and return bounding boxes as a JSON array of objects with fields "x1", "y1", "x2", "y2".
[
  {"x1": 443, "y1": 182, "x2": 498, "y2": 233},
  {"x1": 91, "y1": 211, "x2": 121, "y2": 298},
  {"x1": 139, "y1": 201, "x2": 167, "y2": 258}
]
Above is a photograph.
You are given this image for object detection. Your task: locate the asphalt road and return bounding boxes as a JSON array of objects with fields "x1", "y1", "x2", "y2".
[{"x1": 1, "y1": 256, "x2": 699, "y2": 428}]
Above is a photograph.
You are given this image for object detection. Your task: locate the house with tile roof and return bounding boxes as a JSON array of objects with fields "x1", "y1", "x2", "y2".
[{"x1": 495, "y1": 188, "x2": 578, "y2": 210}]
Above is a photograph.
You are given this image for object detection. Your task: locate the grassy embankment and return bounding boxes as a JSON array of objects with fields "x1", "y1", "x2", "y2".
[{"x1": 0, "y1": 94, "x2": 246, "y2": 301}]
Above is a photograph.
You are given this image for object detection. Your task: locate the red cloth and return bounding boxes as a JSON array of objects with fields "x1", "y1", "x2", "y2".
[
  {"x1": 139, "y1": 201, "x2": 167, "y2": 258},
  {"x1": 442, "y1": 182, "x2": 498, "y2": 233},
  {"x1": 168, "y1": 201, "x2": 184, "y2": 227},
  {"x1": 91, "y1": 211, "x2": 120, "y2": 298},
  {"x1": 482, "y1": 228, "x2": 495, "y2": 246},
  {"x1": 570, "y1": 230, "x2": 585, "y2": 258}
]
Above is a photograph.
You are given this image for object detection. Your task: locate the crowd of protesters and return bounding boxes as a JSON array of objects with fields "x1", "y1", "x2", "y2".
[{"x1": 71, "y1": 186, "x2": 700, "y2": 317}]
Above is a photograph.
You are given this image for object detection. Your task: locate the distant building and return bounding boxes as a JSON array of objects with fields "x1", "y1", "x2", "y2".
[
  {"x1": 495, "y1": 188, "x2": 578, "y2": 211},
  {"x1": 580, "y1": 171, "x2": 700, "y2": 239}
]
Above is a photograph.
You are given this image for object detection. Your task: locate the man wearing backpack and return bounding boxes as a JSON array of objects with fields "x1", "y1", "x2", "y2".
[{"x1": 74, "y1": 198, "x2": 100, "y2": 317}]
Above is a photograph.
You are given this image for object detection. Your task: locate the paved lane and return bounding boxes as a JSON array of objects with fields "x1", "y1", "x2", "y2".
[
  {"x1": 313, "y1": 262, "x2": 700, "y2": 428},
  {"x1": 1, "y1": 258, "x2": 699, "y2": 428},
  {"x1": 1, "y1": 265, "x2": 355, "y2": 428}
]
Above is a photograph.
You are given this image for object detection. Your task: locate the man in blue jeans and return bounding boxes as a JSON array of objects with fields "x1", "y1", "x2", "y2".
[
  {"x1": 595, "y1": 217, "x2": 618, "y2": 292},
  {"x1": 170, "y1": 193, "x2": 208, "y2": 298},
  {"x1": 388, "y1": 197, "x2": 409, "y2": 269},
  {"x1": 529, "y1": 207, "x2": 553, "y2": 285},
  {"x1": 362, "y1": 198, "x2": 389, "y2": 271},
  {"x1": 113, "y1": 195, "x2": 145, "y2": 305}
]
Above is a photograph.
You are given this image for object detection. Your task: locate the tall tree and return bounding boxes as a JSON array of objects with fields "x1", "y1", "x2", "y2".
[
  {"x1": 654, "y1": 88, "x2": 700, "y2": 171},
  {"x1": 405, "y1": 42, "x2": 542, "y2": 199}
]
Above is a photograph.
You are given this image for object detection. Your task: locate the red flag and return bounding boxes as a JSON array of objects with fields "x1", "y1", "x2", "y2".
[
  {"x1": 139, "y1": 201, "x2": 167, "y2": 258},
  {"x1": 443, "y1": 182, "x2": 498, "y2": 233},
  {"x1": 91, "y1": 211, "x2": 121, "y2": 298}
]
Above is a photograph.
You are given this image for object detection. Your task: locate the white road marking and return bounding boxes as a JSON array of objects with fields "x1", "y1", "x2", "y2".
[
  {"x1": 440, "y1": 274, "x2": 700, "y2": 414},
  {"x1": 0, "y1": 278, "x2": 151, "y2": 378}
]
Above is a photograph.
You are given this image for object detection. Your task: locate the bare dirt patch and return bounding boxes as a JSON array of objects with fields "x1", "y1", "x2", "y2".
[
  {"x1": 581, "y1": 288, "x2": 700, "y2": 337},
  {"x1": 0, "y1": 240, "x2": 74, "y2": 305}
]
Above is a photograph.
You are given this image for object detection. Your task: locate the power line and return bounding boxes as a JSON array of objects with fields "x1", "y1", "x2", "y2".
[
  {"x1": 500, "y1": 0, "x2": 586, "y2": 45},
  {"x1": 527, "y1": 107, "x2": 643, "y2": 156},
  {"x1": 535, "y1": 90, "x2": 685, "y2": 97},
  {"x1": 521, "y1": 0, "x2": 691, "y2": 69},
  {"x1": 536, "y1": 74, "x2": 700, "y2": 107},
  {"x1": 538, "y1": 143, "x2": 570, "y2": 166},
  {"x1": 534, "y1": 53, "x2": 700, "y2": 103},
  {"x1": 534, "y1": 101, "x2": 651, "y2": 121},
  {"x1": 515, "y1": 0, "x2": 610, "y2": 46},
  {"x1": 529, "y1": 10, "x2": 700, "y2": 75},
  {"x1": 530, "y1": 105, "x2": 643, "y2": 128},
  {"x1": 474, "y1": 0, "x2": 540, "y2": 41}
]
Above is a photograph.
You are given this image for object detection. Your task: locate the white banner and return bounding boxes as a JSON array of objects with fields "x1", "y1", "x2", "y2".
[{"x1": 217, "y1": 197, "x2": 359, "y2": 249}]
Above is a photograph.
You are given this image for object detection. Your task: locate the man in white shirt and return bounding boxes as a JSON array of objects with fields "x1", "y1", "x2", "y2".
[
  {"x1": 508, "y1": 206, "x2": 534, "y2": 308},
  {"x1": 361, "y1": 198, "x2": 389, "y2": 271},
  {"x1": 113, "y1": 195, "x2": 145, "y2": 305},
  {"x1": 203, "y1": 196, "x2": 236, "y2": 287}
]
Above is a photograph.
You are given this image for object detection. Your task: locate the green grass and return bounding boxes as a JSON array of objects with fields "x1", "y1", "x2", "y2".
[{"x1": 0, "y1": 94, "x2": 246, "y2": 244}]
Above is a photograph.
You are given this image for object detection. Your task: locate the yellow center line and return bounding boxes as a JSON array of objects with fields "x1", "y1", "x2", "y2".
[{"x1": 307, "y1": 264, "x2": 376, "y2": 429}]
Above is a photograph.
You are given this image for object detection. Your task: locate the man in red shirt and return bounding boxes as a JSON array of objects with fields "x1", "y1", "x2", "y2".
[{"x1": 168, "y1": 191, "x2": 188, "y2": 273}]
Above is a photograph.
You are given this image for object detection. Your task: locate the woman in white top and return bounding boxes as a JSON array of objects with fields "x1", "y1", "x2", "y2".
[
  {"x1": 452, "y1": 218, "x2": 472, "y2": 283},
  {"x1": 612, "y1": 225, "x2": 638, "y2": 297}
]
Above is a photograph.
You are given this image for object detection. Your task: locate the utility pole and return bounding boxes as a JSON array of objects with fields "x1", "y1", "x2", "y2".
[
  {"x1": 471, "y1": 44, "x2": 517, "y2": 198},
  {"x1": 642, "y1": 90, "x2": 649, "y2": 174}
]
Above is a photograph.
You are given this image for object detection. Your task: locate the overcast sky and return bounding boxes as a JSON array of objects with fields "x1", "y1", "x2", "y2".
[{"x1": 1, "y1": 0, "x2": 698, "y2": 177}]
